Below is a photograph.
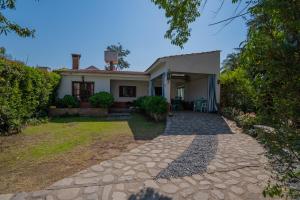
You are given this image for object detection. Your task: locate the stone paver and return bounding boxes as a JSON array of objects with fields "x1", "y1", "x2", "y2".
[{"x1": 0, "y1": 112, "x2": 276, "y2": 200}]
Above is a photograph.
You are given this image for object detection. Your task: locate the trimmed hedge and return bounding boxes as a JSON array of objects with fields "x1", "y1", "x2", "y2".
[
  {"x1": 89, "y1": 92, "x2": 114, "y2": 108},
  {"x1": 0, "y1": 58, "x2": 60, "y2": 135}
]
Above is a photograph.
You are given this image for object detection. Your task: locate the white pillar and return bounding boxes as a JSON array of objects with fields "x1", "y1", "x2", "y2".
[{"x1": 164, "y1": 73, "x2": 171, "y2": 103}]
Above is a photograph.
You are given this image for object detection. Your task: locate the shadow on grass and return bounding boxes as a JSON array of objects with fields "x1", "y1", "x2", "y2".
[
  {"x1": 128, "y1": 188, "x2": 172, "y2": 200},
  {"x1": 156, "y1": 112, "x2": 232, "y2": 179},
  {"x1": 49, "y1": 113, "x2": 165, "y2": 141}
]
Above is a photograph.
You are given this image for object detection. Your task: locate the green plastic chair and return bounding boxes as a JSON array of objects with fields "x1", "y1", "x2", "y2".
[{"x1": 194, "y1": 97, "x2": 207, "y2": 112}]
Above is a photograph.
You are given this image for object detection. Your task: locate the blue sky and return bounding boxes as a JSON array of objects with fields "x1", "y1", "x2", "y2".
[{"x1": 0, "y1": 0, "x2": 247, "y2": 71}]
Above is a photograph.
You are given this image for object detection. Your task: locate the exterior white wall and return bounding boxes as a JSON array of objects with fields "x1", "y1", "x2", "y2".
[
  {"x1": 169, "y1": 77, "x2": 208, "y2": 102},
  {"x1": 167, "y1": 51, "x2": 220, "y2": 74},
  {"x1": 57, "y1": 75, "x2": 110, "y2": 98},
  {"x1": 185, "y1": 78, "x2": 208, "y2": 102},
  {"x1": 110, "y1": 80, "x2": 149, "y2": 102}
]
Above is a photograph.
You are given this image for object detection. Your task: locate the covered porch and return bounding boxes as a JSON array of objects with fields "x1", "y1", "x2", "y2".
[{"x1": 149, "y1": 71, "x2": 219, "y2": 112}]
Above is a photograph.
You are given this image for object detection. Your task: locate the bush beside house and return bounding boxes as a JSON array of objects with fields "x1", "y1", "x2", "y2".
[
  {"x1": 134, "y1": 96, "x2": 168, "y2": 121},
  {"x1": 89, "y1": 92, "x2": 114, "y2": 108},
  {"x1": 49, "y1": 92, "x2": 113, "y2": 117},
  {"x1": 0, "y1": 58, "x2": 60, "y2": 135},
  {"x1": 56, "y1": 95, "x2": 79, "y2": 108}
]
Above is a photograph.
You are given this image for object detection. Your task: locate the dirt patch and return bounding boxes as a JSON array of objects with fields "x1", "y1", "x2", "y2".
[{"x1": 0, "y1": 135, "x2": 145, "y2": 193}]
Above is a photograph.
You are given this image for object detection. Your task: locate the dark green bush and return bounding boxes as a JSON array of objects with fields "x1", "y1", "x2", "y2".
[
  {"x1": 0, "y1": 58, "x2": 60, "y2": 135},
  {"x1": 89, "y1": 92, "x2": 114, "y2": 108},
  {"x1": 143, "y1": 96, "x2": 168, "y2": 115},
  {"x1": 133, "y1": 96, "x2": 168, "y2": 121},
  {"x1": 58, "y1": 95, "x2": 79, "y2": 108},
  {"x1": 134, "y1": 96, "x2": 148, "y2": 110}
]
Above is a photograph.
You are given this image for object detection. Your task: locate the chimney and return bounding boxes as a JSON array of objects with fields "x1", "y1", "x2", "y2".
[{"x1": 72, "y1": 54, "x2": 81, "y2": 70}]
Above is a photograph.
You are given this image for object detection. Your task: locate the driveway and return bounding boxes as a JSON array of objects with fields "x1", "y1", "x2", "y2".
[{"x1": 0, "y1": 112, "x2": 274, "y2": 200}]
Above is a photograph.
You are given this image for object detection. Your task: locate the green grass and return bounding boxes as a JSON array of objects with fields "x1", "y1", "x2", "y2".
[
  {"x1": 0, "y1": 113, "x2": 165, "y2": 193},
  {"x1": 1, "y1": 114, "x2": 164, "y2": 165}
]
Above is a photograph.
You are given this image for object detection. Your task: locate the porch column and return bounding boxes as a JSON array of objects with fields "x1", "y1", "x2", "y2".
[
  {"x1": 161, "y1": 72, "x2": 165, "y2": 97},
  {"x1": 164, "y1": 72, "x2": 171, "y2": 102},
  {"x1": 148, "y1": 79, "x2": 155, "y2": 96}
]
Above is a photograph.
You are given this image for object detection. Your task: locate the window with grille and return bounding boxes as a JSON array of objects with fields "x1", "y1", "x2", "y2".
[{"x1": 119, "y1": 86, "x2": 136, "y2": 97}]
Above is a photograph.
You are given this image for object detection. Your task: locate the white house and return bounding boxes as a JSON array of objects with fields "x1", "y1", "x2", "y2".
[{"x1": 57, "y1": 51, "x2": 220, "y2": 112}]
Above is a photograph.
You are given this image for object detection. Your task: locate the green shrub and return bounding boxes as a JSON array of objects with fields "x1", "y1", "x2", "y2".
[
  {"x1": 143, "y1": 96, "x2": 168, "y2": 115},
  {"x1": 89, "y1": 92, "x2": 114, "y2": 108},
  {"x1": 0, "y1": 58, "x2": 60, "y2": 135},
  {"x1": 234, "y1": 113, "x2": 257, "y2": 129},
  {"x1": 220, "y1": 67, "x2": 256, "y2": 112},
  {"x1": 134, "y1": 96, "x2": 148, "y2": 110},
  {"x1": 58, "y1": 95, "x2": 79, "y2": 108},
  {"x1": 221, "y1": 107, "x2": 241, "y2": 119}
]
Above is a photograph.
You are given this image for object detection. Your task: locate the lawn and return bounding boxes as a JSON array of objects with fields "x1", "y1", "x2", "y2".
[{"x1": 0, "y1": 113, "x2": 165, "y2": 193}]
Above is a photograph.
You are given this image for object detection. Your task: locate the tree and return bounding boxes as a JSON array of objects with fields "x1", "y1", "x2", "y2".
[
  {"x1": 151, "y1": 0, "x2": 256, "y2": 48},
  {"x1": 106, "y1": 43, "x2": 130, "y2": 70},
  {"x1": 0, "y1": 0, "x2": 35, "y2": 37},
  {"x1": 221, "y1": 52, "x2": 240, "y2": 73},
  {"x1": 0, "y1": 46, "x2": 12, "y2": 59},
  {"x1": 240, "y1": 1, "x2": 300, "y2": 197},
  {"x1": 151, "y1": 0, "x2": 201, "y2": 48}
]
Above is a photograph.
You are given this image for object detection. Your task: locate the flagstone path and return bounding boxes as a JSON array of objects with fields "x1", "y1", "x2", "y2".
[{"x1": 0, "y1": 112, "x2": 277, "y2": 200}]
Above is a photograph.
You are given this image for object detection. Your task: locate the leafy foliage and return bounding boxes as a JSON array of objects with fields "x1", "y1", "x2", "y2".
[
  {"x1": 239, "y1": 0, "x2": 300, "y2": 197},
  {"x1": 57, "y1": 95, "x2": 79, "y2": 108},
  {"x1": 143, "y1": 96, "x2": 168, "y2": 115},
  {"x1": 221, "y1": 52, "x2": 240, "y2": 73},
  {"x1": 220, "y1": 67, "x2": 256, "y2": 112},
  {"x1": 151, "y1": 0, "x2": 201, "y2": 48},
  {"x1": 0, "y1": 0, "x2": 35, "y2": 37},
  {"x1": 106, "y1": 43, "x2": 130, "y2": 70},
  {"x1": 89, "y1": 92, "x2": 114, "y2": 108},
  {"x1": 0, "y1": 57, "x2": 60, "y2": 135},
  {"x1": 133, "y1": 96, "x2": 168, "y2": 121},
  {"x1": 133, "y1": 96, "x2": 148, "y2": 110}
]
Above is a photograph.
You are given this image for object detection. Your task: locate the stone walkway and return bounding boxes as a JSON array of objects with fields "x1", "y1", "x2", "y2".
[{"x1": 1, "y1": 112, "x2": 276, "y2": 200}]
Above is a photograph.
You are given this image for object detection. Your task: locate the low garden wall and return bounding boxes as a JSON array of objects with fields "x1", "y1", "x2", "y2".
[{"x1": 49, "y1": 108, "x2": 108, "y2": 117}]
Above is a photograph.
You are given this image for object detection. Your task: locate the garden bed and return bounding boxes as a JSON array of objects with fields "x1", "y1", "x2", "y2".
[{"x1": 49, "y1": 107, "x2": 108, "y2": 117}]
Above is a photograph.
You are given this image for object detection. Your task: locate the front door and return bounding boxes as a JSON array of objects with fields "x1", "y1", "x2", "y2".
[{"x1": 72, "y1": 81, "x2": 94, "y2": 101}]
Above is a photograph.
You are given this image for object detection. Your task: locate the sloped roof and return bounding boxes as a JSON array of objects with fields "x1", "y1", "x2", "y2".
[
  {"x1": 145, "y1": 50, "x2": 221, "y2": 72},
  {"x1": 60, "y1": 69, "x2": 149, "y2": 76}
]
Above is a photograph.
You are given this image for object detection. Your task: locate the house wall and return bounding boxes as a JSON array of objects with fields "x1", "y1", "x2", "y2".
[
  {"x1": 57, "y1": 75, "x2": 110, "y2": 98},
  {"x1": 184, "y1": 77, "x2": 208, "y2": 102},
  {"x1": 167, "y1": 51, "x2": 220, "y2": 74},
  {"x1": 110, "y1": 80, "x2": 149, "y2": 102},
  {"x1": 169, "y1": 77, "x2": 208, "y2": 102}
]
